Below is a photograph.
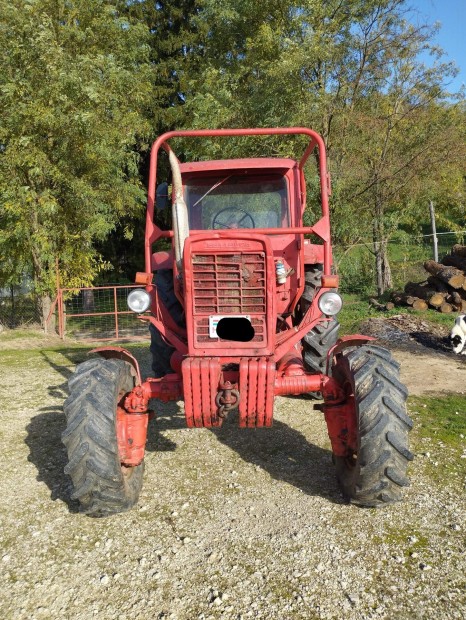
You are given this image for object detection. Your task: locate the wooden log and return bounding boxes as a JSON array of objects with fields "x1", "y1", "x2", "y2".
[
  {"x1": 439, "y1": 302, "x2": 453, "y2": 313},
  {"x1": 369, "y1": 298, "x2": 395, "y2": 311},
  {"x1": 412, "y1": 299, "x2": 428, "y2": 311},
  {"x1": 404, "y1": 281, "x2": 445, "y2": 307},
  {"x1": 452, "y1": 244, "x2": 466, "y2": 258},
  {"x1": 449, "y1": 291, "x2": 463, "y2": 305},
  {"x1": 391, "y1": 293, "x2": 412, "y2": 306},
  {"x1": 391, "y1": 292, "x2": 425, "y2": 309},
  {"x1": 426, "y1": 276, "x2": 449, "y2": 294},
  {"x1": 446, "y1": 292, "x2": 466, "y2": 313},
  {"x1": 423, "y1": 260, "x2": 465, "y2": 289},
  {"x1": 441, "y1": 254, "x2": 466, "y2": 272}
]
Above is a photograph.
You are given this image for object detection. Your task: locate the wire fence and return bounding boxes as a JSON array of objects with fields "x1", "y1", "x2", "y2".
[
  {"x1": 52, "y1": 285, "x2": 151, "y2": 341},
  {"x1": 0, "y1": 288, "x2": 42, "y2": 330},
  {"x1": 335, "y1": 232, "x2": 464, "y2": 296},
  {"x1": 1, "y1": 231, "x2": 463, "y2": 337}
]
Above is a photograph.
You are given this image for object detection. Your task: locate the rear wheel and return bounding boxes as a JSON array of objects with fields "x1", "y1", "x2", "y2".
[
  {"x1": 301, "y1": 265, "x2": 339, "y2": 397},
  {"x1": 62, "y1": 358, "x2": 144, "y2": 516},
  {"x1": 150, "y1": 269, "x2": 185, "y2": 377},
  {"x1": 331, "y1": 345, "x2": 413, "y2": 507},
  {"x1": 303, "y1": 319, "x2": 340, "y2": 374}
]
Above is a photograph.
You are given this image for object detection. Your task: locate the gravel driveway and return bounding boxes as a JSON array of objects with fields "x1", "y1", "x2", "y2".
[{"x1": 0, "y1": 341, "x2": 465, "y2": 619}]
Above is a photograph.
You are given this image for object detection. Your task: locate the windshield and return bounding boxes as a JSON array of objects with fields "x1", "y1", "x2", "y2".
[{"x1": 184, "y1": 174, "x2": 289, "y2": 230}]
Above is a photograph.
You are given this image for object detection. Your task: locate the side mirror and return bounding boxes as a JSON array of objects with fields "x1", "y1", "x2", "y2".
[{"x1": 156, "y1": 182, "x2": 169, "y2": 210}]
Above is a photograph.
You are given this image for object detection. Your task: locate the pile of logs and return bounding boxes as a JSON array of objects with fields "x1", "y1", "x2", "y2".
[{"x1": 391, "y1": 244, "x2": 466, "y2": 314}]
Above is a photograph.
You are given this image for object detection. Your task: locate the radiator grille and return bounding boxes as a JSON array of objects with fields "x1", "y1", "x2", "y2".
[{"x1": 192, "y1": 253, "x2": 266, "y2": 314}]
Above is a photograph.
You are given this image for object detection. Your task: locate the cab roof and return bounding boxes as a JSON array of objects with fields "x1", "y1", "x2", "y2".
[{"x1": 179, "y1": 157, "x2": 297, "y2": 175}]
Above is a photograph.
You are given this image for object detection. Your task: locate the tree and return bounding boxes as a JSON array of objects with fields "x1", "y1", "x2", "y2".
[
  {"x1": 182, "y1": 0, "x2": 465, "y2": 293},
  {"x1": 0, "y1": 0, "x2": 154, "y2": 323}
]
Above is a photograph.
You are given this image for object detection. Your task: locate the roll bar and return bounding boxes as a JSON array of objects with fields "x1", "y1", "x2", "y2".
[{"x1": 144, "y1": 127, "x2": 331, "y2": 274}]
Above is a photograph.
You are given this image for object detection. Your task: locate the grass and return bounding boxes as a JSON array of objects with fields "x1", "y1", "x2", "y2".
[
  {"x1": 408, "y1": 394, "x2": 466, "y2": 485},
  {"x1": 409, "y1": 394, "x2": 466, "y2": 448},
  {"x1": 338, "y1": 292, "x2": 455, "y2": 336},
  {"x1": 0, "y1": 328, "x2": 46, "y2": 341}
]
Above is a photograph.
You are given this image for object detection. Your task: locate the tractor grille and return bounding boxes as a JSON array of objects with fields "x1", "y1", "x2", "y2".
[
  {"x1": 192, "y1": 253, "x2": 266, "y2": 314},
  {"x1": 192, "y1": 252, "x2": 267, "y2": 345}
]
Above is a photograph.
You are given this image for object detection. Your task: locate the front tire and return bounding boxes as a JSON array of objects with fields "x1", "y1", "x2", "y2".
[
  {"x1": 331, "y1": 345, "x2": 413, "y2": 507},
  {"x1": 62, "y1": 358, "x2": 144, "y2": 516}
]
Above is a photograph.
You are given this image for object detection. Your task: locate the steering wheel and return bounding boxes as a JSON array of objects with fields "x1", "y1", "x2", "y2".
[{"x1": 212, "y1": 207, "x2": 255, "y2": 230}]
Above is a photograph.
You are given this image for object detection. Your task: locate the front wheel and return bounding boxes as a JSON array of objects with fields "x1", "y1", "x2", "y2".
[
  {"x1": 62, "y1": 358, "x2": 144, "y2": 516},
  {"x1": 331, "y1": 345, "x2": 413, "y2": 507}
]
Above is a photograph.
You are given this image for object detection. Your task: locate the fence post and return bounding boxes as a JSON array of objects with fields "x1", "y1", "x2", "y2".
[
  {"x1": 58, "y1": 289, "x2": 65, "y2": 339},
  {"x1": 429, "y1": 200, "x2": 439, "y2": 262},
  {"x1": 113, "y1": 287, "x2": 119, "y2": 340}
]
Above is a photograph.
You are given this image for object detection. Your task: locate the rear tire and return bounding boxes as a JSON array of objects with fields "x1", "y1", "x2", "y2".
[
  {"x1": 303, "y1": 319, "x2": 340, "y2": 374},
  {"x1": 301, "y1": 264, "x2": 339, "y2": 399},
  {"x1": 150, "y1": 269, "x2": 185, "y2": 377},
  {"x1": 62, "y1": 358, "x2": 144, "y2": 517},
  {"x1": 331, "y1": 345, "x2": 413, "y2": 507}
]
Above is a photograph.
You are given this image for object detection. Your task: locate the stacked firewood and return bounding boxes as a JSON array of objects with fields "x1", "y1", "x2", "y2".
[{"x1": 391, "y1": 244, "x2": 466, "y2": 314}]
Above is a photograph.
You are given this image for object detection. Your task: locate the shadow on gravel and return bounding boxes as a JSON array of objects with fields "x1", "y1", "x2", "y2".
[
  {"x1": 34, "y1": 346, "x2": 345, "y2": 508},
  {"x1": 210, "y1": 411, "x2": 345, "y2": 505},
  {"x1": 25, "y1": 410, "x2": 80, "y2": 512}
]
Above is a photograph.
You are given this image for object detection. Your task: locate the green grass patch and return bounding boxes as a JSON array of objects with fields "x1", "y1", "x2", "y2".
[
  {"x1": 409, "y1": 395, "x2": 466, "y2": 447},
  {"x1": 338, "y1": 292, "x2": 455, "y2": 336},
  {"x1": 408, "y1": 394, "x2": 466, "y2": 485},
  {"x1": 0, "y1": 329, "x2": 46, "y2": 341}
]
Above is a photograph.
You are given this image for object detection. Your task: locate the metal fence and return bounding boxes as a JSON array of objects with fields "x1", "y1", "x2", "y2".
[
  {"x1": 0, "y1": 288, "x2": 42, "y2": 330},
  {"x1": 2, "y1": 232, "x2": 464, "y2": 338},
  {"x1": 50, "y1": 285, "x2": 150, "y2": 341}
]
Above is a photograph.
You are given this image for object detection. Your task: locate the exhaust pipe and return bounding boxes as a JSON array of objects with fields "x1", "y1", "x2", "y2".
[{"x1": 169, "y1": 149, "x2": 189, "y2": 268}]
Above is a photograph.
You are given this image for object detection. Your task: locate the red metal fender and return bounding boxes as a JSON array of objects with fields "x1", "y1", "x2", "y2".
[
  {"x1": 90, "y1": 346, "x2": 143, "y2": 385},
  {"x1": 90, "y1": 347, "x2": 146, "y2": 467},
  {"x1": 325, "y1": 335, "x2": 376, "y2": 375}
]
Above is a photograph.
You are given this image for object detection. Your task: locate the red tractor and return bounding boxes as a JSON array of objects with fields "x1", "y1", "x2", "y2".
[{"x1": 62, "y1": 128, "x2": 413, "y2": 516}]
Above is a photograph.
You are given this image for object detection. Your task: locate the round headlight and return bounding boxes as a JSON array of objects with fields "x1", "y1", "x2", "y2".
[
  {"x1": 318, "y1": 291, "x2": 342, "y2": 316},
  {"x1": 127, "y1": 289, "x2": 151, "y2": 313}
]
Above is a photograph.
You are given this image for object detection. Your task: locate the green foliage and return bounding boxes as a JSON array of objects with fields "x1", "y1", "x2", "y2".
[
  {"x1": 1, "y1": 0, "x2": 465, "y2": 303},
  {"x1": 183, "y1": 0, "x2": 465, "y2": 294},
  {"x1": 0, "y1": 0, "x2": 154, "y2": 296}
]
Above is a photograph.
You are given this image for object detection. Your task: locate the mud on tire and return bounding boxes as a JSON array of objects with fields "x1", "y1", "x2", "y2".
[
  {"x1": 332, "y1": 345, "x2": 413, "y2": 507},
  {"x1": 62, "y1": 358, "x2": 144, "y2": 517}
]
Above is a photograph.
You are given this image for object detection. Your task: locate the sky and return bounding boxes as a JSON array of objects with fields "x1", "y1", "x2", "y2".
[{"x1": 408, "y1": 0, "x2": 466, "y2": 93}]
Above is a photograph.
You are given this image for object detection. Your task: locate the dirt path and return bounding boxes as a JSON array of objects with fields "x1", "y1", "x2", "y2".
[
  {"x1": 0, "y1": 338, "x2": 465, "y2": 620},
  {"x1": 394, "y1": 349, "x2": 466, "y2": 395}
]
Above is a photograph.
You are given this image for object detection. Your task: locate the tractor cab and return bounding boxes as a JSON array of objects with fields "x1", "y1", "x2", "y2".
[{"x1": 180, "y1": 159, "x2": 294, "y2": 231}]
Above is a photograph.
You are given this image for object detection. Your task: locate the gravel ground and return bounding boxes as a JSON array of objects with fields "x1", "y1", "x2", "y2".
[{"x1": 0, "y1": 341, "x2": 465, "y2": 620}]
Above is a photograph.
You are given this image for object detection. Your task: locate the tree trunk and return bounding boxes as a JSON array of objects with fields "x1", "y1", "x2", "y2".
[
  {"x1": 83, "y1": 289, "x2": 95, "y2": 312},
  {"x1": 373, "y1": 190, "x2": 392, "y2": 296},
  {"x1": 39, "y1": 294, "x2": 54, "y2": 332}
]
